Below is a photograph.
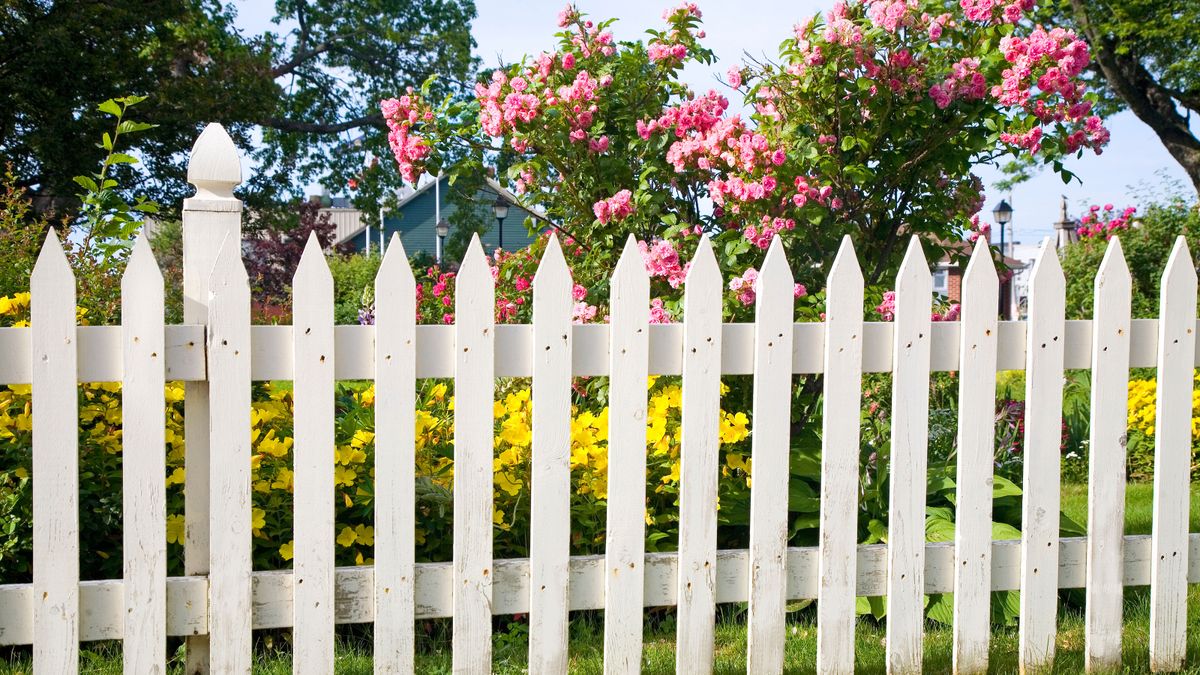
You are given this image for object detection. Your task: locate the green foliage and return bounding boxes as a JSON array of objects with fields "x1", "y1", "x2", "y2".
[
  {"x1": 0, "y1": 1, "x2": 478, "y2": 215},
  {"x1": 1061, "y1": 199, "x2": 1200, "y2": 319},
  {"x1": 329, "y1": 254, "x2": 382, "y2": 324}
]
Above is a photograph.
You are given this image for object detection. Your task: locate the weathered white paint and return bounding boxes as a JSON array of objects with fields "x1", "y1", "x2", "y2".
[
  {"x1": 1019, "y1": 239, "x2": 1066, "y2": 674},
  {"x1": 952, "y1": 242, "x2": 999, "y2": 675},
  {"x1": 529, "y1": 234, "x2": 573, "y2": 674},
  {"x1": 206, "y1": 236, "x2": 253, "y2": 674},
  {"x1": 1085, "y1": 237, "x2": 1131, "y2": 672},
  {"x1": 746, "y1": 237, "x2": 794, "y2": 675},
  {"x1": 675, "y1": 236, "x2": 723, "y2": 674},
  {"x1": 182, "y1": 122, "x2": 242, "y2": 674},
  {"x1": 31, "y1": 229, "x2": 78, "y2": 675},
  {"x1": 886, "y1": 237, "x2": 932, "y2": 674},
  {"x1": 453, "y1": 235, "x2": 495, "y2": 674},
  {"x1": 292, "y1": 234, "x2": 335, "y2": 674},
  {"x1": 818, "y1": 236, "x2": 864, "y2": 675},
  {"x1": 373, "y1": 234, "x2": 417, "y2": 674},
  {"x1": 603, "y1": 235, "x2": 650, "y2": 675},
  {"x1": 1150, "y1": 237, "x2": 1196, "y2": 673},
  {"x1": 121, "y1": 234, "x2": 167, "y2": 675}
]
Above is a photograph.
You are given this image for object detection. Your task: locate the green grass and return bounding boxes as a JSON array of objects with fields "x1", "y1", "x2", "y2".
[{"x1": 3, "y1": 482, "x2": 1199, "y2": 674}]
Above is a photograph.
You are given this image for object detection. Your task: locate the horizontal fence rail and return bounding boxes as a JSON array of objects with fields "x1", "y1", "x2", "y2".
[
  {"x1": 0, "y1": 318, "x2": 1194, "y2": 383},
  {"x1": 1, "y1": 534, "x2": 1198, "y2": 646}
]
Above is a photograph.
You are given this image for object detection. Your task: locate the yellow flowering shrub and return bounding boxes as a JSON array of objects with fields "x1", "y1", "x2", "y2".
[{"x1": 1124, "y1": 372, "x2": 1200, "y2": 480}]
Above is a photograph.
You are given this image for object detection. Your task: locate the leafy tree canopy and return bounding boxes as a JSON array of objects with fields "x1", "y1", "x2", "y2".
[{"x1": 0, "y1": 0, "x2": 478, "y2": 217}]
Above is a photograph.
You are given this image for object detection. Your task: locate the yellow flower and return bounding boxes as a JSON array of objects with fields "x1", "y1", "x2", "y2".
[
  {"x1": 271, "y1": 467, "x2": 294, "y2": 492},
  {"x1": 14, "y1": 466, "x2": 28, "y2": 480},
  {"x1": 359, "y1": 385, "x2": 375, "y2": 407},
  {"x1": 495, "y1": 471, "x2": 522, "y2": 496},
  {"x1": 165, "y1": 467, "x2": 185, "y2": 487},
  {"x1": 429, "y1": 382, "x2": 448, "y2": 402},
  {"x1": 166, "y1": 514, "x2": 186, "y2": 545},
  {"x1": 280, "y1": 540, "x2": 294, "y2": 561},
  {"x1": 499, "y1": 414, "x2": 532, "y2": 447},
  {"x1": 337, "y1": 526, "x2": 357, "y2": 547},
  {"x1": 335, "y1": 465, "x2": 358, "y2": 487},
  {"x1": 354, "y1": 524, "x2": 375, "y2": 546},
  {"x1": 719, "y1": 411, "x2": 750, "y2": 445},
  {"x1": 251, "y1": 508, "x2": 266, "y2": 537}
]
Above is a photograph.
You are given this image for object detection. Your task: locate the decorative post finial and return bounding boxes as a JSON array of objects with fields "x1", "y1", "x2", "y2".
[{"x1": 187, "y1": 123, "x2": 242, "y2": 200}]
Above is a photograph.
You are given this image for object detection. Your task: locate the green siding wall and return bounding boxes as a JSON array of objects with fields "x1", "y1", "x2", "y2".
[{"x1": 349, "y1": 180, "x2": 540, "y2": 259}]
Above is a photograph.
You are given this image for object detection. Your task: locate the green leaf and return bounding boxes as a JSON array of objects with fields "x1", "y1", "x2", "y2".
[
  {"x1": 840, "y1": 136, "x2": 857, "y2": 152},
  {"x1": 72, "y1": 176, "x2": 99, "y2": 192},
  {"x1": 991, "y1": 475, "x2": 1022, "y2": 498},
  {"x1": 925, "y1": 593, "x2": 954, "y2": 625},
  {"x1": 117, "y1": 120, "x2": 155, "y2": 134},
  {"x1": 97, "y1": 100, "x2": 123, "y2": 117},
  {"x1": 925, "y1": 514, "x2": 956, "y2": 542},
  {"x1": 991, "y1": 521, "x2": 1021, "y2": 541},
  {"x1": 102, "y1": 133, "x2": 113, "y2": 151},
  {"x1": 107, "y1": 153, "x2": 139, "y2": 165}
]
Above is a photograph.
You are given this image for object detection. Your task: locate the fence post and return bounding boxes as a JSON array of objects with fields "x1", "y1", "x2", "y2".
[{"x1": 182, "y1": 123, "x2": 242, "y2": 674}]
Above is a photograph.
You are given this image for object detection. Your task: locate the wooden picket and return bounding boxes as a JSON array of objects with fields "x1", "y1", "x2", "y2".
[
  {"x1": 373, "y1": 234, "x2": 417, "y2": 674},
  {"x1": 952, "y1": 241, "x2": 999, "y2": 674},
  {"x1": 1019, "y1": 239, "x2": 1066, "y2": 673},
  {"x1": 603, "y1": 235, "x2": 650, "y2": 675},
  {"x1": 675, "y1": 236, "x2": 722, "y2": 673},
  {"x1": 1150, "y1": 237, "x2": 1197, "y2": 672},
  {"x1": 453, "y1": 235, "x2": 496, "y2": 673},
  {"x1": 746, "y1": 236, "x2": 794, "y2": 674},
  {"x1": 886, "y1": 237, "x2": 932, "y2": 674},
  {"x1": 529, "y1": 234, "x2": 573, "y2": 673},
  {"x1": 817, "y1": 236, "x2": 864, "y2": 674},
  {"x1": 31, "y1": 230, "x2": 79, "y2": 675},
  {"x1": 292, "y1": 233, "x2": 336, "y2": 673},
  {"x1": 207, "y1": 235, "x2": 253, "y2": 674},
  {"x1": 121, "y1": 234, "x2": 167, "y2": 674},
  {"x1": 1085, "y1": 236, "x2": 1132, "y2": 672},
  {"x1": 7, "y1": 123, "x2": 1200, "y2": 675}
]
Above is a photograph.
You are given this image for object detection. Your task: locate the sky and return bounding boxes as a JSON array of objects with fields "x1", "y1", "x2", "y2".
[{"x1": 234, "y1": 0, "x2": 1195, "y2": 248}]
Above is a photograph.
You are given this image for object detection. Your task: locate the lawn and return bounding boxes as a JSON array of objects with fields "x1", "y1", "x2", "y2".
[{"x1": 3, "y1": 482, "x2": 1198, "y2": 674}]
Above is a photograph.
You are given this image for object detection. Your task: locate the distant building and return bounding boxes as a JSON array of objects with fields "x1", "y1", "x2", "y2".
[
  {"x1": 933, "y1": 230, "x2": 1027, "y2": 319},
  {"x1": 1053, "y1": 196, "x2": 1079, "y2": 250},
  {"x1": 332, "y1": 175, "x2": 541, "y2": 258}
]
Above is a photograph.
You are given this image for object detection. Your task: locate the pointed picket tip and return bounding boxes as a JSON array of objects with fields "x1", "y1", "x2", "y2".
[
  {"x1": 611, "y1": 234, "x2": 647, "y2": 281},
  {"x1": 1027, "y1": 237, "x2": 1064, "y2": 292},
  {"x1": 295, "y1": 231, "x2": 332, "y2": 287},
  {"x1": 1161, "y1": 236, "x2": 1197, "y2": 291},
  {"x1": 1094, "y1": 236, "x2": 1131, "y2": 293},
  {"x1": 457, "y1": 233, "x2": 492, "y2": 287},
  {"x1": 32, "y1": 226, "x2": 74, "y2": 289},
  {"x1": 896, "y1": 236, "x2": 931, "y2": 284},
  {"x1": 758, "y1": 234, "x2": 796, "y2": 283},
  {"x1": 123, "y1": 231, "x2": 163, "y2": 286},
  {"x1": 377, "y1": 233, "x2": 413, "y2": 283},
  {"x1": 187, "y1": 123, "x2": 242, "y2": 199},
  {"x1": 827, "y1": 235, "x2": 863, "y2": 286},
  {"x1": 533, "y1": 232, "x2": 569, "y2": 287},
  {"x1": 963, "y1": 237, "x2": 999, "y2": 287},
  {"x1": 685, "y1": 235, "x2": 720, "y2": 285}
]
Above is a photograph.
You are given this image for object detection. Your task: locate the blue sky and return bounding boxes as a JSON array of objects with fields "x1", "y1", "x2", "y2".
[{"x1": 234, "y1": 0, "x2": 1194, "y2": 245}]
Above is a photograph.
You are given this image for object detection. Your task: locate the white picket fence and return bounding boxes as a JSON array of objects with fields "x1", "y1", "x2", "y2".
[{"x1": 0, "y1": 123, "x2": 1197, "y2": 674}]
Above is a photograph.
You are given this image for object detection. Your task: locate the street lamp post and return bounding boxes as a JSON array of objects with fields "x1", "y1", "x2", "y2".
[
  {"x1": 492, "y1": 194, "x2": 510, "y2": 251},
  {"x1": 992, "y1": 198, "x2": 1013, "y2": 319},
  {"x1": 435, "y1": 218, "x2": 450, "y2": 266}
]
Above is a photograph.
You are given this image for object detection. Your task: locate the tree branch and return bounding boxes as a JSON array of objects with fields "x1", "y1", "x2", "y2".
[{"x1": 259, "y1": 113, "x2": 385, "y2": 134}]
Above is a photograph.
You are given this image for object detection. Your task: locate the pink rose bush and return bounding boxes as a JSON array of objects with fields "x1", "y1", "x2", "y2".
[
  {"x1": 1077, "y1": 204, "x2": 1136, "y2": 239},
  {"x1": 380, "y1": 1, "x2": 1108, "y2": 324}
]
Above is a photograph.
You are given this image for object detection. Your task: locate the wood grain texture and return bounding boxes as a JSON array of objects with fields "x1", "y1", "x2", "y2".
[
  {"x1": 952, "y1": 243, "x2": 999, "y2": 674},
  {"x1": 885, "y1": 238, "x2": 932, "y2": 674},
  {"x1": 121, "y1": 234, "x2": 167, "y2": 674},
  {"x1": 746, "y1": 237, "x2": 795, "y2": 675},
  {"x1": 453, "y1": 235, "x2": 495, "y2": 674},
  {"x1": 817, "y1": 236, "x2": 864, "y2": 675},
  {"x1": 603, "y1": 236, "x2": 650, "y2": 675},
  {"x1": 1019, "y1": 239, "x2": 1066, "y2": 674},
  {"x1": 529, "y1": 235, "x2": 573, "y2": 674},
  {"x1": 292, "y1": 234, "x2": 336, "y2": 674},
  {"x1": 206, "y1": 235, "x2": 253, "y2": 674},
  {"x1": 182, "y1": 122, "x2": 243, "y2": 675},
  {"x1": 675, "y1": 237, "x2": 723, "y2": 674},
  {"x1": 1085, "y1": 237, "x2": 1131, "y2": 672},
  {"x1": 1150, "y1": 237, "x2": 1196, "y2": 672},
  {"x1": 374, "y1": 234, "x2": 417, "y2": 674},
  {"x1": 31, "y1": 229, "x2": 78, "y2": 675}
]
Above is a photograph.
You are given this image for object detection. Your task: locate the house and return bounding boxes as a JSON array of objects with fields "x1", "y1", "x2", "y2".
[
  {"x1": 333, "y1": 175, "x2": 541, "y2": 258},
  {"x1": 933, "y1": 232, "x2": 1027, "y2": 319}
]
